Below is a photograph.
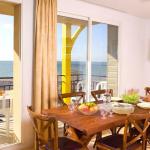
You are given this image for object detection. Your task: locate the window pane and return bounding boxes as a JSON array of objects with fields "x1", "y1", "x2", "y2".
[
  {"x1": 91, "y1": 23, "x2": 108, "y2": 90},
  {"x1": 57, "y1": 16, "x2": 88, "y2": 98},
  {"x1": 91, "y1": 22, "x2": 118, "y2": 96}
]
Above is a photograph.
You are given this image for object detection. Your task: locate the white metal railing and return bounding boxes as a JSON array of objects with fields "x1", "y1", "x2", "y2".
[
  {"x1": 96, "y1": 81, "x2": 107, "y2": 90},
  {"x1": 0, "y1": 92, "x2": 13, "y2": 136}
]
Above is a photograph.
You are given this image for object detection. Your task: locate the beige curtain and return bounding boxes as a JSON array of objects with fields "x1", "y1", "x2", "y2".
[{"x1": 33, "y1": 0, "x2": 57, "y2": 113}]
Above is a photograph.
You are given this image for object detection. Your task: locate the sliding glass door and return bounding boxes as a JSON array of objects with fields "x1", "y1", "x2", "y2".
[
  {"x1": 57, "y1": 14, "x2": 118, "y2": 101},
  {"x1": 57, "y1": 16, "x2": 88, "y2": 100}
]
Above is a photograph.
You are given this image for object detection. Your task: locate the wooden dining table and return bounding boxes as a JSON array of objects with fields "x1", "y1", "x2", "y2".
[{"x1": 42, "y1": 104, "x2": 150, "y2": 149}]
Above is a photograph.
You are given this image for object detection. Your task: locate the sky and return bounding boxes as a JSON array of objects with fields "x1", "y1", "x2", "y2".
[
  {"x1": 57, "y1": 22, "x2": 108, "y2": 62},
  {"x1": 0, "y1": 14, "x2": 107, "y2": 62},
  {"x1": 0, "y1": 14, "x2": 14, "y2": 61}
]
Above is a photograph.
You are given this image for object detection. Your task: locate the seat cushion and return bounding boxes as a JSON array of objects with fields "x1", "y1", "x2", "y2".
[
  {"x1": 97, "y1": 134, "x2": 142, "y2": 150},
  {"x1": 45, "y1": 137, "x2": 82, "y2": 150},
  {"x1": 58, "y1": 137, "x2": 82, "y2": 150},
  {"x1": 99, "y1": 134, "x2": 123, "y2": 149}
]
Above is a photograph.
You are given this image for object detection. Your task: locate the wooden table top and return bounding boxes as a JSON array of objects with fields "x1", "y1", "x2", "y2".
[{"x1": 42, "y1": 105, "x2": 150, "y2": 136}]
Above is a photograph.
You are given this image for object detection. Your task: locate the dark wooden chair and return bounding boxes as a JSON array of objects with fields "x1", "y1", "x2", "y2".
[
  {"x1": 58, "y1": 92, "x2": 86, "y2": 136},
  {"x1": 96, "y1": 114, "x2": 150, "y2": 150},
  {"x1": 139, "y1": 87, "x2": 150, "y2": 144},
  {"x1": 58, "y1": 92, "x2": 86, "y2": 105},
  {"x1": 129, "y1": 87, "x2": 150, "y2": 145},
  {"x1": 27, "y1": 106, "x2": 83, "y2": 150},
  {"x1": 91, "y1": 89, "x2": 124, "y2": 134},
  {"x1": 144, "y1": 87, "x2": 150, "y2": 144},
  {"x1": 91, "y1": 89, "x2": 113, "y2": 148},
  {"x1": 145, "y1": 87, "x2": 150, "y2": 95},
  {"x1": 91, "y1": 89, "x2": 113, "y2": 103}
]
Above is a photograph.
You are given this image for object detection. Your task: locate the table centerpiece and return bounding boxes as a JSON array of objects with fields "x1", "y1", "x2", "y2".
[{"x1": 122, "y1": 89, "x2": 140, "y2": 104}]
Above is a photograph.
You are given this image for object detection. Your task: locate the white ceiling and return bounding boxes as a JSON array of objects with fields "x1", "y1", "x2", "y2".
[{"x1": 80, "y1": 0, "x2": 150, "y2": 19}]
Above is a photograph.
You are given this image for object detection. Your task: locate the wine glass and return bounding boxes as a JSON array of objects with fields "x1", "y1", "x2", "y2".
[
  {"x1": 68, "y1": 103, "x2": 75, "y2": 112},
  {"x1": 71, "y1": 97, "x2": 79, "y2": 110},
  {"x1": 104, "y1": 90, "x2": 111, "y2": 103},
  {"x1": 99, "y1": 104, "x2": 108, "y2": 119},
  {"x1": 107, "y1": 103, "x2": 113, "y2": 117},
  {"x1": 100, "y1": 109, "x2": 108, "y2": 119}
]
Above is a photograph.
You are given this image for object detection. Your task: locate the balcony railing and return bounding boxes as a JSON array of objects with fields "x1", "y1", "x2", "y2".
[
  {"x1": 0, "y1": 75, "x2": 106, "y2": 93},
  {"x1": 57, "y1": 74, "x2": 107, "y2": 94},
  {"x1": 0, "y1": 77, "x2": 13, "y2": 90}
]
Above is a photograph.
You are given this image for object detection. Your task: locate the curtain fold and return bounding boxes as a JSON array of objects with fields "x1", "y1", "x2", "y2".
[{"x1": 33, "y1": 0, "x2": 57, "y2": 113}]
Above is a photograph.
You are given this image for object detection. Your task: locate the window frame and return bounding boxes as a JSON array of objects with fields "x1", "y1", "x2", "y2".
[{"x1": 57, "y1": 11, "x2": 119, "y2": 100}]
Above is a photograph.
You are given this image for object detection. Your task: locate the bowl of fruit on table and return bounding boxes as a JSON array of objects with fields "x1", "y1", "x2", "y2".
[{"x1": 78, "y1": 102, "x2": 98, "y2": 115}]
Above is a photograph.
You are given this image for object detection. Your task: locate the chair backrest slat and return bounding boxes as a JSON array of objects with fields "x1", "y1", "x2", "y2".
[
  {"x1": 58, "y1": 92, "x2": 86, "y2": 105},
  {"x1": 145, "y1": 87, "x2": 150, "y2": 95},
  {"x1": 91, "y1": 89, "x2": 113, "y2": 102}
]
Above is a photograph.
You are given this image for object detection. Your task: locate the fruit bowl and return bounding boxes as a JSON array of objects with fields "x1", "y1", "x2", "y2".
[{"x1": 78, "y1": 102, "x2": 98, "y2": 115}]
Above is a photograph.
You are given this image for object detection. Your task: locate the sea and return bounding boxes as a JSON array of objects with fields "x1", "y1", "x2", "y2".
[
  {"x1": 0, "y1": 61, "x2": 13, "y2": 77},
  {"x1": 57, "y1": 61, "x2": 107, "y2": 77},
  {"x1": 0, "y1": 61, "x2": 107, "y2": 78},
  {"x1": 0, "y1": 61, "x2": 13, "y2": 90},
  {"x1": 0, "y1": 61, "x2": 106, "y2": 91}
]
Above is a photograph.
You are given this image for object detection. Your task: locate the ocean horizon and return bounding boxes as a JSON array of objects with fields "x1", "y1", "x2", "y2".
[
  {"x1": 57, "y1": 61, "x2": 107, "y2": 77},
  {"x1": 0, "y1": 61, "x2": 13, "y2": 77},
  {"x1": 0, "y1": 61, "x2": 107, "y2": 79}
]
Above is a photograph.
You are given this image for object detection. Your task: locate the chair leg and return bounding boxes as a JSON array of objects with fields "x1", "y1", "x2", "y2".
[
  {"x1": 64, "y1": 123, "x2": 69, "y2": 136},
  {"x1": 63, "y1": 123, "x2": 66, "y2": 135},
  {"x1": 35, "y1": 133, "x2": 39, "y2": 150},
  {"x1": 93, "y1": 132, "x2": 102, "y2": 148}
]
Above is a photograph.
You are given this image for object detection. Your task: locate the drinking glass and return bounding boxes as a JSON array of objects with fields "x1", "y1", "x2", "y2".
[
  {"x1": 68, "y1": 103, "x2": 75, "y2": 112},
  {"x1": 101, "y1": 94, "x2": 106, "y2": 103},
  {"x1": 104, "y1": 91, "x2": 111, "y2": 103},
  {"x1": 107, "y1": 103, "x2": 113, "y2": 117},
  {"x1": 100, "y1": 108, "x2": 107, "y2": 119},
  {"x1": 99, "y1": 104, "x2": 108, "y2": 119},
  {"x1": 71, "y1": 98, "x2": 79, "y2": 110}
]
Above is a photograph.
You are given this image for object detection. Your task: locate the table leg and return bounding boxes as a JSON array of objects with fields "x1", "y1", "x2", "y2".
[{"x1": 66, "y1": 127, "x2": 94, "y2": 149}]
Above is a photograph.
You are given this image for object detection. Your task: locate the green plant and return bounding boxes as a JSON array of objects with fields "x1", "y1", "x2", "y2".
[{"x1": 122, "y1": 89, "x2": 140, "y2": 104}]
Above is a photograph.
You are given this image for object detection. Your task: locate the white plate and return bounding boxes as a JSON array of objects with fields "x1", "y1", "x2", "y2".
[
  {"x1": 137, "y1": 102, "x2": 150, "y2": 109},
  {"x1": 112, "y1": 103, "x2": 134, "y2": 115},
  {"x1": 111, "y1": 97, "x2": 122, "y2": 102}
]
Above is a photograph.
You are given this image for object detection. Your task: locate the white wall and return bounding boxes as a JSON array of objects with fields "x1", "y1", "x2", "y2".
[
  {"x1": 3, "y1": 0, "x2": 148, "y2": 149},
  {"x1": 144, "y1": 20, "x2": 150, "y2": 86}
]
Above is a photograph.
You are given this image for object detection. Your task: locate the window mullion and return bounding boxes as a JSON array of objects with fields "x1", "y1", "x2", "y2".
[{"x1": 86, "y1": 18, "x2": 92, "y2": 102}]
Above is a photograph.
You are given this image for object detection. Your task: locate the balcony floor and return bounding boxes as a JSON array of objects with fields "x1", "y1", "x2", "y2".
[{"x1": 0, "y1": 116, "x2": 18, "y2": 149}]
